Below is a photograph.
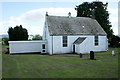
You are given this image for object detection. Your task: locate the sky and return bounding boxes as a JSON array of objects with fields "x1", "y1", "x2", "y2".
[{"x1": 0, "y1": 0, "x2": 119, "y2": 36}]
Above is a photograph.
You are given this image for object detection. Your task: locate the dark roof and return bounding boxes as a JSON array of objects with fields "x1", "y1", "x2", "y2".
[
  {"x1": 46, "y1": 15, "x2": 107, "y2": 36},
  {"x1": 73, "y1": 37, "x2": 86, "y2": 44}
]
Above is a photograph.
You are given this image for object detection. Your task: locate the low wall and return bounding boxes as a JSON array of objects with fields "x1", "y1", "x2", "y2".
[{"x1": 9, "y1": 40, "x2": 47, "y2": 54}]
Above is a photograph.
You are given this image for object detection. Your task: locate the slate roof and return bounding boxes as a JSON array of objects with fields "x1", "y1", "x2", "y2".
[
  {"x1": 73, "y1": 37, "x2": 86, "y2": 44},
  {"x1": 46, "y1": 15, "x2": 107, "y2": 36}
]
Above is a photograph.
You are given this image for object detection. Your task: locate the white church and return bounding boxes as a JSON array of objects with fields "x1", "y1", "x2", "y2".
[{"x1": 9, "y1": 12, "x2": 108, "y2": 55}]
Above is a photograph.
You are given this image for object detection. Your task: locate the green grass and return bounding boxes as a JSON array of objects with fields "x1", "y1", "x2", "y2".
[{"x1": 2, "y1": 45, "x2": 118, "y2": 78}]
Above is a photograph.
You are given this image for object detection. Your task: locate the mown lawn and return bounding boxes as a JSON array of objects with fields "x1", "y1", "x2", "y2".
[{"x1": 2, "y1": 45, "x2": 118, "y2": 78}]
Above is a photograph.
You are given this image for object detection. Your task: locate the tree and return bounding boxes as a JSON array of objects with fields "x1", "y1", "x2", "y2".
[
  {"x1": 32, "y1": 34, "x2": 42, "y2": 40},
  {"x1": 75, "y1": 1, "x2": 113, "y2": 40},
  {"x1": 8, "y1": 25, "x2": 28, "y2": 41},
  {"x1": 109, "y1": 35, "x2": 120, "y2": 47},
  {"x1": 2, "y1": 38, "x2": 9, "y2": 45}
]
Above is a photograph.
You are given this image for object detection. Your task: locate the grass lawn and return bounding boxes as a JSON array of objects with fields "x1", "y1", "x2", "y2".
[{"x1": 2, "y1": 45, "x2": 118, "y2": 78}]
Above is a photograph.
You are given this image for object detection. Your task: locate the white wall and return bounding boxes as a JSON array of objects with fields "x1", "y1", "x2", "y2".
[
  {"x1": 51, "y1": 35, "x2": 83, "y2": 54},
  {"x1": 43, "y1": 22, "x2": 47, "y2": 40},
  {"x1": 75, "y1": 44, "x2": 79, "y2": 54},
  {"x1": 93, "y1": 36, "x2": 108, "y2": 51},
  {"x1": 50, "y1": 35, "x2": 107, "y2": 54},
  {"x1": 79, "y1": 36, "x2": 108, "y2": 53},
  {"x1": 79, "y1": 36, "x2": 93, "y2": 54},
  {"x1": 9, "y1": 40, "x2": 47, "y2": 54},
  {"x1": 44, "y1": 20, "x2": 53, "y2": 55},
  {"x1": 43, "y1": 23, "x2": 51, "y2": 54}
]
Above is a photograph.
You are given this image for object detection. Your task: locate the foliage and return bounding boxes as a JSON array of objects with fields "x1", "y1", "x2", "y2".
[
  {"x1": 32, "y1": 34, "x2": 42, "y2": 40},
  {"x1": 2, "y1": 38, "x2": 9, "y2": 45},
  {"x1": 75, "y1": 1, "x2": 113, "y2": 40},
  {"x1": 109, "y1": 35, "x2": 120, "y2": 47},
  {"x1": 8, "y1": 25, "x2": 28, "y2": 41}
]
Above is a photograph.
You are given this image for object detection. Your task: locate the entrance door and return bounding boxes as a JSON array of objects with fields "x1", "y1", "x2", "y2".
[
  {"x1": 73, "y1": 45, "x2": 75, "y2": 53},
  {"x1": 42, "y1": 44, "x2": 46, "y2": 53}
]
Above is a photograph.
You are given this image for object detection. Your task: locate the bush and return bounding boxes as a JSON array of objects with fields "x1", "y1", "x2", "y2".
[
  {"x1": 2, "y1": 38, "x2": 9, "y2": 45},
  {"x1": 32, "y1": 34, "x2": 42, "y2": 40},
  {"x1": 8, "y1": 25, "x2": 28, "y2": 41}
]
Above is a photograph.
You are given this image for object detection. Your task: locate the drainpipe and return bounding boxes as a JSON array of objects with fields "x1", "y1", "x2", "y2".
[{"x1": 52, "y1": 35, "x2": 53, "y2": 55}]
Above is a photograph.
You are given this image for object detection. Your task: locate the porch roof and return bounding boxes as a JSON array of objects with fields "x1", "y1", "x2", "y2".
[{"x1": 73, "y1": 37, "x2": 86, "y2": 44}]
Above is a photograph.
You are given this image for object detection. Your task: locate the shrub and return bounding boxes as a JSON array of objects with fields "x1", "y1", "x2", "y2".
[{"x1": 2, "y1": 38, "x2": 9, "y2": 45}]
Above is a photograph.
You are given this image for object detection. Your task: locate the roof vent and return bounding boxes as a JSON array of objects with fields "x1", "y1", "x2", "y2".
[{"x1": 68, "y1": 12, "x2": 71, "y2": 18}]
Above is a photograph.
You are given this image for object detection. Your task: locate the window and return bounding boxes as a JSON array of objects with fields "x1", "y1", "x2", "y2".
[
  {"x1": 63, "y1": 36, "x2": 67, "y2": 47},
  {"x1": 95, "y1": 35, "x2": 99, "y2": 46},
  {"x1": 42, "y1": 44, "x2": 45, "y2": 49}
]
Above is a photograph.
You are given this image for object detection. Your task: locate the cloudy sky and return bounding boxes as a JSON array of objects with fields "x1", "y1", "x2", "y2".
[{"x1": 0, "y1": 0, "x2": 119, "y2": 36}]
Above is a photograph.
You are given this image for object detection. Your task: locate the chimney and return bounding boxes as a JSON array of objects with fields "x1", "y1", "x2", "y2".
[
  {"x1": 68, "y1": 12, "x2": 71, "y2": 18},
  {"x1": 46, "y1": 11, "x2": 48, "y2": 16}
]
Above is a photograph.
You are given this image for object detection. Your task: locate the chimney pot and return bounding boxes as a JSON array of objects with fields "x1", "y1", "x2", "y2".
[
  {"x1": 46, "y1": 12, "x2": 48, "y2": 16},
  {"x1": 68, "y1": 12, "x2": 71, "y2": 18}
]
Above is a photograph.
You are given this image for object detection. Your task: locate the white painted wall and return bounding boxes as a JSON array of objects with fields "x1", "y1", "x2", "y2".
[
  {"x1": 79, "y1": 36, "x2": 108, "y2": 54},
  {"x1": 44, "y1": 19, "x2": 53, "y2": 55},
  {"x1": 43, "y1": 22, "x2": 47, "y2": 40},
  {"x1": 9, "y1": 40, "x2": 47, "y2": 54},
  {"x1": 75, "y1": 44, "x2": 79, "y2": 54},
  {"x1": 79, "y1": 36, "x2": 93, "y2": 54},
  {"x1": 44, "y1": 21, "x2": 52, "y2": 55},
  {"x1": 49, "y1": 35, "x2": 107, "y2": 54}
]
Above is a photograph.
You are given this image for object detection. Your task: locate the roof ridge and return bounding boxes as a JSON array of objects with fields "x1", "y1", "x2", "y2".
[{"x1": 47, "y1": 15, "x2": 94, "y2": 20}]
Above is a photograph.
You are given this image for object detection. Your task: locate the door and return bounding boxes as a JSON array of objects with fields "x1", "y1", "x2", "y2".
[
  {"x1": 42, "y1": 44, "x2": 46, "y2": 53},
  {"x1": 73, "y1": 45, "x2": 75, "y2": 53}
]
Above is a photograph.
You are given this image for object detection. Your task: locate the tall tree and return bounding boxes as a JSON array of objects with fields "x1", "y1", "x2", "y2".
[
  {"x1": 75, "y1": 1, "x2": 113, "y2": 40},
  {"x1": 8, "y1": 25, "x2": 28, "y2": 41}
]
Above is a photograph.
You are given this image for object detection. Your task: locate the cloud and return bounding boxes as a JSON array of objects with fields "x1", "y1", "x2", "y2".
[
  {"x1": 108, "y1": 8, "x2": 118, "y2": 15},
  {"x1": 21, "y1": 8, "x2": 77, "y2": 22},
  {"x1": 110, "y1": 18, "x2": 118, "y2": 35},
  {"x1": 107, "y1": 7, "x2": 118, "y2": 35},
  {"x1": 1, "y1": 8, "x2": 77, "y2": 35},
  {"x1": 1, "y1": 7, "x2": 118, "y2": 35}
]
